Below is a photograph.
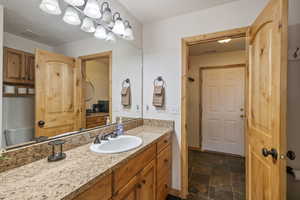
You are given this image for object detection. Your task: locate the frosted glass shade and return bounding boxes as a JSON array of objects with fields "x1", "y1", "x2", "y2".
[
  {"x1": 124, "y1": 26, "x2": 134, "y2": 40},
  {"x1": 64, "y1": 0, "x2": 85, "y2": 6},
  {"x1": 40, "y1": 0, "x2": 61, "y2": 15},
  {"x1": 84, "y1": 0, "x2": 102, "y2": 19},
  {"x1": 106, "y1": 32, "x2": 116, "y2": 42},
  {"x1": 112, "y1": 19, "x2": 125, "y2": 35},
  {"x1": 63, "y1": 7, "x2": 81, "y2": 26},
  {"x1": 94, "y1": 25, "x2": 107, "y2": 39},
  {"x1": 81, "y1": 17, "x2": 96, "y2": 32}
]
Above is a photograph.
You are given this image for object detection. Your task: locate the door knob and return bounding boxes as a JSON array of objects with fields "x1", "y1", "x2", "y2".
[
  {"x1": 262, "y1": 148, "x2": 278, "y2": 160},
  {"x1": 38, "y1": 120, "x2": 45, "y2": 128},
  {"x1": 287, "y1": 150, "x2": 296, "y2": 160}
]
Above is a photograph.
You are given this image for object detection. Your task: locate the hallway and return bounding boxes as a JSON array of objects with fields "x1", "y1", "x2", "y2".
[{"x1": 188, "y1": 150, "x2": 245, "y2": 200}]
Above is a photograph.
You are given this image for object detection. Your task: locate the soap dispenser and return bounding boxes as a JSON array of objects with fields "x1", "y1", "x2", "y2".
[{"x1": 117, "y1": 117, "x2": 124, "y2": 136}]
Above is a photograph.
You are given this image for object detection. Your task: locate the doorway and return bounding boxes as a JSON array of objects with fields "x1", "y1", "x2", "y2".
[
  {"x1": 185, "y1": 34, "x2": 247, "y2": 199},
  {"x1": 80, "y1": 51, "x2": 113, "y2": 128}
]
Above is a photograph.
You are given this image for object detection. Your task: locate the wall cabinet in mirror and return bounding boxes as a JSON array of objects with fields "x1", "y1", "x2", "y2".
[{"x1": 3, "y1": 47, "x2": 35, "y2": 85}]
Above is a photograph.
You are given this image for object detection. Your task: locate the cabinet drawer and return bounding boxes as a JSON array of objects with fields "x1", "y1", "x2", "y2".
[
  {"x1": 157, "y1": 173, "x2": 170, "y2": 200},
  {"x1": 157, "y1": 145, "x2": 171, "y2": 179},
  {"x1": 157, "y1": 133, "x2": 171, "y2": 153},
  {"x1": 86, "y1": 116, "x2": 106, "y2": 124},
  {"x1": 73, "y1": 174, "x2": 112, "y2": 200},
  {"x1": 113, "y1": 144, "x2": 156, "y2": 193}
]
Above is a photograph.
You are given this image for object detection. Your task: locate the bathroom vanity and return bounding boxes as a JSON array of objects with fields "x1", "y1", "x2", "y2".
[{"x1": 0, "y1": 125, "x2": 172, "y2": 200}]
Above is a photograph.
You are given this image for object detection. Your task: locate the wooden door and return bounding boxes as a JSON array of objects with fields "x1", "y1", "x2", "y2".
[
  {"x1": 4, "y1": 47, "x2": 24, "y2": 83},
  {"x1": 35, "y1": 49, "x2": 82, "y2": 138},
  {"x1": 24, "y1": 53, "x2": 35, "y2": 84},
  {"x1": 113, "y1": 176, "x2": 140, "y2": 200},
  {"x1": 247, "y1": 0, "x2": 288, "y2": 199},
  {"x1": 202, "y1": 67, "x2": 245, "y2": 155},
  {"x1": 139, "y1": 160, "x2": 156, "y2": 200}
]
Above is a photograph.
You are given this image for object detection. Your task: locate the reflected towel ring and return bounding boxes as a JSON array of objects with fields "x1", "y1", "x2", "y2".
[
  {"x1": 153, "y1": 76, "x2": 165, "y2": 87},
  {"x1": 122, "y1": 78, "x2": 131, "y2": 87}
]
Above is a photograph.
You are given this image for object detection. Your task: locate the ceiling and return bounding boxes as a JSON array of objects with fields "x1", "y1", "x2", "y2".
[
  {"x1": 189, "y1": 37, "x2": 245, "y2": 56},
  {"x1": 118, "y1": 0, "x2": 238, "y2": 23},
  {"x1": 0, "y1": 0, "x2": 94, "y2": 46},
  {"x1": 0, "y1": 0, "x2": 239, "y2": 46}
]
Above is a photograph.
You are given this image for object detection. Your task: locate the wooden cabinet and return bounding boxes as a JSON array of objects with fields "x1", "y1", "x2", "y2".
[
  {"x1": 3, "y1": 47, "x2": 35, "y2": 85},
  {"x1": 113, "y1": 176, "x2": 140, "y2": 200},
  {"x1": 157, "y1": 145, "x2": 171, "y2": 200},
  {"x1": 73, "y1": 174, "x2": 112, "y2": 200},
  {"x1": 114, "y1": 160, "x2": 156, "y2": 200},
  {"x1": 72, "y1": 133, "x2": 171, "y2": 200},
  {"x1": 139, "y1": 160, "x2": 156, "y2": 200},
  {"x1": 86, "y1": 114, "x2": 109, "y2": 129}
]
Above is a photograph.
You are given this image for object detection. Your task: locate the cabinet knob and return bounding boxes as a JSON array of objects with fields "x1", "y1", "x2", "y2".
[
  {"x1": 165, "y1": 184, "x2": 168, "y2": 189},
  {"x1": 137, "y1": 183, "x2": 142, "y2": 189},
  {"x1": 164, "y1": 159, "x2": 169, "y2": 163},
  {"x1": 142, "y1": 180, "x2": 146, "y2": 184},
  {"x1": 164, "y1": 140, "x2": 168, "y2": 144}
]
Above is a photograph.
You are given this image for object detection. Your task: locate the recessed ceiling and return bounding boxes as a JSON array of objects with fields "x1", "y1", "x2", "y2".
[
  {"x1": 118, "y1": 0, "x2": 239, "y2": 23},
  {"x1": 189, "y1": 37, "x2": 245, "y2": 56}
]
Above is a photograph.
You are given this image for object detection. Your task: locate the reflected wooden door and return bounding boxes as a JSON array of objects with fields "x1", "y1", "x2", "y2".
[
  {"x1": 35, "y1": 49, "x2": 82, "y2": 138},
  {"x1": 247, "y1": 0, "x2": 288, "y2": 199}
]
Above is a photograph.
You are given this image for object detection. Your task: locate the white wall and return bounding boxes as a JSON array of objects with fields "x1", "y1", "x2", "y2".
[
  {"x1": 3, "y1": 32, "x2": 54, "y2": 53},
  {"x1": 85, "y1": 59, "x2": 110, "y2": 109},
  {"x1": 188, "y1": 50, "x2": 246, "y2": 148},
  {"x1": 142, "y1": 0, "x2": 271, "y2": 190},
  {"x1": 55, "y1": 38, "x2": 143, "y2": 122}
]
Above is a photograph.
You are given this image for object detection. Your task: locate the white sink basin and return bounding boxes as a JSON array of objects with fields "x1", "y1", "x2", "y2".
[{"x1": 90, "y1": 135, "x2": 143, "y2": 154}]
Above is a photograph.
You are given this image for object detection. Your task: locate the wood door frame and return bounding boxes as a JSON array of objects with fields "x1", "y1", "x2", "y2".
[
  {"x1": 198, "y1": 64, "x2": 246, "y2": 153},
  {"x1": 79, "y1": 51, "x2": 113, "y2": 127},
  {"x1": 181, "y1": 27, "x2": 249, "y2": 198}
]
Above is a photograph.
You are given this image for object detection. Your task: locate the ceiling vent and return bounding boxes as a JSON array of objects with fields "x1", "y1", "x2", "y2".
[{"x1": 20, "y1": 29, "x2": 40, "y2": 40}]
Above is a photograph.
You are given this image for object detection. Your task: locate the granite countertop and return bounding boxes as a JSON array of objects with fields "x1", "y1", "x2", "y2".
[{"x1": 0, "y1": 126, "x2": 172, "y2": 200}]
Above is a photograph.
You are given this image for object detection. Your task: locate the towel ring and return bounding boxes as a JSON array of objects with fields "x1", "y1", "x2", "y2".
[
  {"x1": 153, "y1": 76, "x2": 165, "y2": 87},
  {"x1": 122, "y1": 78, "x2": 131, "y2": 87}
]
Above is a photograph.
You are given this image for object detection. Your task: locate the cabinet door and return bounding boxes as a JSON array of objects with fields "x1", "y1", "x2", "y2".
[
  {"x1": 24, "y1": 53, "x2": 35, "y2": 84},
  {"x1": 139, "y1": 159, "x2": 156, "y2": 200},
  {"x1": 4, "y1": 47, "x2": 24, "y2": 83},
  {"x1": 113, "y1": 176, "x2": 139, "y2": 200}
]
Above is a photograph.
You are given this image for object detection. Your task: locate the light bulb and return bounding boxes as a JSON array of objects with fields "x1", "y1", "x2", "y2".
[
  {"x1": 102, "y1": 8, "x2": 112, "y2": 23},
  {"x1": 112, "y1": 18, "x2": 125, "y2": 35},
  {"x1": 94, "y1": 25, "x2": 107, "y2": 39},
  {"x1": 84, "y1": 0, "x2": 102, "y2": 19},
  {"x1": 81, "y1": 17, "x2": 96, "y2": 32},
  {"x1": 64, "y1": 0, "x2": 85, "y2": 6},
  {"x1": 63, "y1": 7, "x2": 81, "y2": 26},
  {"x1": 40, "y1": 0, "x2": 61, "y2": 15}
]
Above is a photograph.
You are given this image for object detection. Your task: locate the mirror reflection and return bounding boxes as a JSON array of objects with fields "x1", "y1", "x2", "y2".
[{"x1": 1, "y1": 0, "x2": 142, "y2": 149}]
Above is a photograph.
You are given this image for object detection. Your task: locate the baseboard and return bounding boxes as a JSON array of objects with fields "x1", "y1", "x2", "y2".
[
  {"x1": 169, "y1": 188, "x2": 185, "y2": 199},
  {"x1": 202, "y1": 149, "x2": 245, "y2": 158},
  {"x1": 188, "y1": 146, "x2": 202, "y2": 151}
]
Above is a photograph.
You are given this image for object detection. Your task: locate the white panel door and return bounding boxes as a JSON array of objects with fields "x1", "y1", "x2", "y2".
[{"x1": 202, "y1": 67, "x2": 245, "y2": 156}]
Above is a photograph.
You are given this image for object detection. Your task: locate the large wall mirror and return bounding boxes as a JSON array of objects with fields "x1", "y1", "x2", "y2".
[{"x1": 0, "y1": 0, "x2": 143, "y2": 149}]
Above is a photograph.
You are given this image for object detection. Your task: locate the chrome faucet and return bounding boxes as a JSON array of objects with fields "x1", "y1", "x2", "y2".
[{"x1": 93, "y1": 131, "x2": 118, "y2": 144}]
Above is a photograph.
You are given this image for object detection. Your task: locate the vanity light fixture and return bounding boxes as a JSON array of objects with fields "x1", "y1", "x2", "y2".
[
  {"x1": 81, "y1": 17, "x2": 96, "y2": 32},
  {"x1": 39, "y1": 0, "x2": 134, "y2": 42},
  {"x1": 94, "y1": 25, "x2": 107, "y2": 39},
  {"x1": 84, "y1": 0, "x2": 102, "y2": 19},
  {"x1": 63, "y1": 7, "x2": 81, "y2": 26},
  {"x1": 63, "y1": 0, "x2": 85, "y2": 6},
  {"x1": 40, "y1": 0, "x2": 62, "y2": 15},
  {"x1": 112, "y1": 12, "x2": 125, "y2": 35},
  {"x1": 218, "y1": 38, "x2": 232, "y2": 43}
]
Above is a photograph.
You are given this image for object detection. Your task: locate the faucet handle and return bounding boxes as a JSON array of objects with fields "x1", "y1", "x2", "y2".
[{"x1": 94, "y1": 135, "x2": 101, "y2": 144}]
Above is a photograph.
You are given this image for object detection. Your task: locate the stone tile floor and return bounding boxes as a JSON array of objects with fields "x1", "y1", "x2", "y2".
[{"x1": 187, "y1": 150, "x2": 245, "y2": 200}]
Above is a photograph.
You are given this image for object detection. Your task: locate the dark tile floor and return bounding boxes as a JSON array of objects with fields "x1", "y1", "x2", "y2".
[{"x1": 187, "y1": 150, "x2": 245, "y2": 200}]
